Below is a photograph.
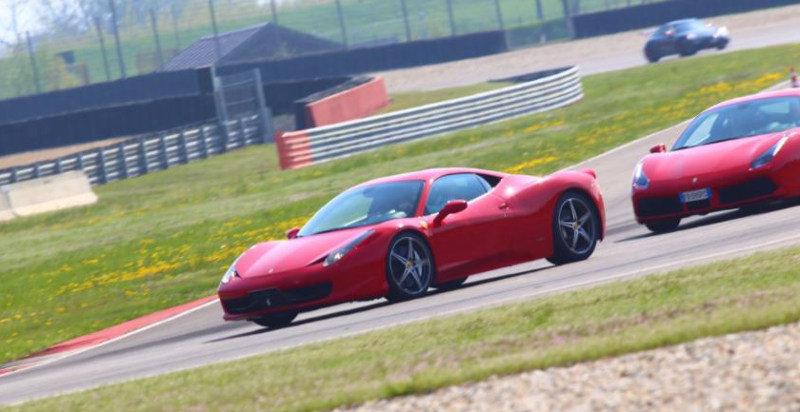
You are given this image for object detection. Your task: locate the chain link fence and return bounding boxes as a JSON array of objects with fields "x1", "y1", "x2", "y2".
[{"x1": 0, "y1": 0, "x2": 665, "y2": 100}]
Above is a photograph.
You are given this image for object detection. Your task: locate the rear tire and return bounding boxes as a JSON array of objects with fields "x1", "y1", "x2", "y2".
[
  {"x1": 644, "y1": 218, "x2": 680, "y2": 233},
  {"x1": 646, "y1": 52, "x2": 660, "y2": 63},
  {"x1": 386, "y1": 232, "x2": 434, "y2": 302},
  {"x1": 251, "y1": 311, "x2": 298, "y2": 329},
  {"x1": 547, "y1": 191, "x2": 600, "y2": 265}
]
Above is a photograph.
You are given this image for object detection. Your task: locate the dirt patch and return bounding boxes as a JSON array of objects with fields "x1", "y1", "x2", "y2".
[{"x1": 0, "y1": 138, "x2": 128, "y2": 170}]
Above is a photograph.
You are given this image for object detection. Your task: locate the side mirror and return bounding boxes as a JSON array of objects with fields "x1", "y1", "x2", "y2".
[
  {"x1": 286, "y1": 227, "x2": 300, "y2": 240},
  {"x1": 665, "y1": 29, "x2": 675, "y2": 37},
  {"x1": 649, "y1": 143, "x2": 667, "y2": 154},
  {"x1": 434, "y1": 199, "x2": 468, "y2": 225}
]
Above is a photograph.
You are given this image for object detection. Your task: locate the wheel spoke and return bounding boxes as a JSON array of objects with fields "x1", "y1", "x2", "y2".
[
  {"x1": 578, "y1": 212, "x2": 592, "y2": 227},
  {"x1": 408, "y1": 267, "x2": 422, "y2": 288},
  {"x1": 568, "y1": 199, "x2": 578, "y2": 221},
  {"x1": 397, "y1": 267, "x2": 410, "y2": 285},
  {"x1": 391, "y1": 251, "x2": 408, "y2": 265},
  {"x1": 559, "y1": 220, "x2": 574, "y2": 228},
  {"x1": 578, "y1": 228, "x2": 592, "y2": 243},
  {"x1": 406, "y1": 238, "x2": 414, "y2": 260},
  {"x1": 571, "y1": 227, "x2": 579, "y2": 249}
]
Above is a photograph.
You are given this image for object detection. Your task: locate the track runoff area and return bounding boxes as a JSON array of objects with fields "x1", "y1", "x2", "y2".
[{"x1": 3, "y1": 18, "x2": 800, "y2": 410}]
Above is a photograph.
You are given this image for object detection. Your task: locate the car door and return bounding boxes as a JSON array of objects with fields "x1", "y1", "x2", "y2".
[{"x1": 424, "y1": 173, "x2": 510, "y2": 280}]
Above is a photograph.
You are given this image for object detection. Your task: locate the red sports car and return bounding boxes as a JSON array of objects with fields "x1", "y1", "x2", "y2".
[
  {"x1": 632, "y1": 89, "x2": 800, "y2": 233},
  {"x1": 218, "y1": 167, "x2": 605, "y2": 328}
]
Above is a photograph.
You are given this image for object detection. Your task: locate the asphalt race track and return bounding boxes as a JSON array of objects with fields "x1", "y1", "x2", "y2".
[{"x1": 2, "y1": 44, "x2": 800, "y2": 410}]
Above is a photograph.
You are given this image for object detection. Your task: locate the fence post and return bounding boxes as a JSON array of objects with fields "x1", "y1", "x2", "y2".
[
  {"x1": 208, "y1": 0, "x2": 223, "y2": 60},
  {"x1": 446, "y1": 0, "x2": 457, "y2": 36},
  {"x1": 535, "y1": 0, "x2": 545, "y2": 20},
  {"x1": 55, "y1": 158, "x2": 63, "y2": 174},
  {"x1": 211, "y1": 66, "x2": 230, "y2": 152},
  {"x1": 493, "y1": 0, "x2": 505, "y2": 31},
  {"x1": 109, "y1": 0, "x2": 127, "y2": 78},
  {"x1": 159, "y1": 133, "x2": 170, "y2": 169},
  {"x1": 335, "y1": 0, "x2": 348, "y2": 48},
  {"x1": 149, "y1": 9, "x2": 165, "y2": 70},
  {"x1": 199, "y1": 125, "x2": 210, "y2": 158},
  {"x1": 118, "y1": 143, "x2": 129, "y2": 179},
  {"x1": 251, "y1": 69, "x2": 273, "y2": 144},
  {"x1": 561, "y1": 0, "x2": 575, "y2": 38},
  {"x1": 98, "y1": 149, "x2": 108, "y2": 184},
  {"x1": 93, "y1": 16, "x2": 112, "y2": 81},
  {"x1": 400, "y1": 0, "x2": 412, "y2": 42},
  {"x1": 76, "y1": 153, "x2": 85, "y2": 172},
  {"x1": 138, "y1": 139, "x2": 150, "y2": 175},
  {"x1": 25, "y1": 32, "x2": 42, "y2": 94},
  {"x1": 32, "y1": 162, "x2": 41, "y2": 179},
  {"x1": 178, "y1": 129, "x2": 189, "y2": 163}
]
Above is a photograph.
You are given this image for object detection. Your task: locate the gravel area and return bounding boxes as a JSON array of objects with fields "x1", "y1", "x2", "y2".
[
  {"x1": 338, "y1": 322, "x2": 800, "y2": 412},
  {"x1": 378, "y1": 5, "x2": 800, "y2": 92}
]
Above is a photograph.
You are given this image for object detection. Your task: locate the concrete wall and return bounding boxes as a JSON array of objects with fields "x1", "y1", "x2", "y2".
[
  {"x1": 304, "y1": 77, "x2": 390, "y2": 128},
  {"x1": 0, "y1": 171, "x2": 97, "y2": 221}
]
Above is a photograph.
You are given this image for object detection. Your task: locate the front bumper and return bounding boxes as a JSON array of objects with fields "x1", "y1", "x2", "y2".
[
  {"x1": 218, "y1": 255, "x2": 386, "y2": 321},
  {"x1": 632, "y1": 172, "x2": 788, "y2": 223}
]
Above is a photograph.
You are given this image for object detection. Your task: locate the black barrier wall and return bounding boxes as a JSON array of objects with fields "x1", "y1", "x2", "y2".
[
  {"x1": 0, "y1": 70, "x2": 202, "y2": 125},
  {"x1": 0, "y1": 30, "x2": 508, "y2": 155},
  {"x1": 573, "y1": 0, "x2": 800, "y2": 38},
  {"x1": 0, "y1": 76, "x2": 352, "y2": 156},
  {"x1": 217, "y1": 31, "x2": 509, "y2": 82}
]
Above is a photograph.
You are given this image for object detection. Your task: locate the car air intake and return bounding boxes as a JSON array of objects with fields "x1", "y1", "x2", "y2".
[
  {"x1": 718, "y1": 177, "x2": 778, "y2": 204},
  {"x1": 637, "y1": 196, "x2": 683, "y2": 217},
  {"x1": 222, "y1": 283, "x2": 332, "y2": 315}
]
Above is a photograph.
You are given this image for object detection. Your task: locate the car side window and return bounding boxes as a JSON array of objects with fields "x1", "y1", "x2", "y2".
[{"x1": 424, "y1": 174, "x2": 489, "y2": 215}]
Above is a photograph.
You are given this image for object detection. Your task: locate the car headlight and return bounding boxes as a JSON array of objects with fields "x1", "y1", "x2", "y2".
[
  {"x1": 751, "y1": 135, "x2": 789, "y2": 170},
  {"x1": 324, "y1": 230, "x2": 374, "y2": 267},
  {"x1": 715, "y1": 27, "x2": 729, "y2": 37},
  {"x1": 633, "y1": 162, "x2": 650, "y2": 190},
  {"x1": 220, "y1": 259, "x2": 240, "y2": 285}
]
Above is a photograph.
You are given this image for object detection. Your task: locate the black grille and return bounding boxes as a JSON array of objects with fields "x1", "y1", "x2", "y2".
[
  {"x1": 686, "y1": 199, "x2": 711, "y2": 211},
  {"x1": 637, "y1": 196, "x2": 683, "y2": 217},
  {"x1": 718, "y1": 178, "x2": 778, "y2": 204},
  {"x1": 223, "y1": 283, "x2": 332, "y2": 315}
]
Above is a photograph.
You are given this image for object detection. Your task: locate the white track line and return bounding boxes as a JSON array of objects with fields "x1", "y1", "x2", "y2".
[{"x1": 0, "y1": 299, "x2": 219, "y2": 379}]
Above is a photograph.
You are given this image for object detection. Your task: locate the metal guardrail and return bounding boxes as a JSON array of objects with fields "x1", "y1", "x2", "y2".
[
  {"x1": 0, "y1": 114, "x2": 266, "y2": 187},
  {"x1": 276, "y1": 66, "x2": 583, "y2": 170}
]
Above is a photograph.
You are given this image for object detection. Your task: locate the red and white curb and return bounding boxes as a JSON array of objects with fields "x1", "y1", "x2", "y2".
[{"x1": 0, "y1": 296, "x2": 218, "y2": 377}]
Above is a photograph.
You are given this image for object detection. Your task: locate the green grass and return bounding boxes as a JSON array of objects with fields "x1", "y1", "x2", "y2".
[
  {"x1": 8, "y1": 243, "x2": 800, "y2": 411},
  {"x1": 0, "y1": 0, "x2": 649, "y2": 98},
  {"x1": 1, "y1": 44, "x2": 798, "y2": 366}
]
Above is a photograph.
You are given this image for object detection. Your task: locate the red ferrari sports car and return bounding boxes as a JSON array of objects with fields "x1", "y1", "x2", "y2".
[
  {"x1": 218, "y1": 167, "x2": 605, "y2": 328},
  {"x1": 632, "y1": 89, "x2": 800, "y2": 233}
]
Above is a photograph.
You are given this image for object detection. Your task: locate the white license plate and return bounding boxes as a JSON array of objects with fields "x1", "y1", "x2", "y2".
[{"x1": 680, "y1": 188, "x2": 711, "y2": 203}]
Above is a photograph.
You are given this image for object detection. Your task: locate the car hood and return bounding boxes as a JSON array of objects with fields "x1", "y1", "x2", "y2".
[
  {"x1": 643, "y1": 134, "x2": 783, "y2": 181},
  {"x1": 234, "y1": 227, "x2": 374, "y2": 278}
]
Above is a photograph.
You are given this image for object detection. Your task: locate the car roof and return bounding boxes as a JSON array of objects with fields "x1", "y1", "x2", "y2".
[
  {"x1": 705, "y1": 88, "x2": 800, "y2": 112},
  {"x1": 352, "y1": 168, "x2": 503, "y2": 189},
  {"x1": 666, "y1": 18, "x2": 700, "y2": 25}
]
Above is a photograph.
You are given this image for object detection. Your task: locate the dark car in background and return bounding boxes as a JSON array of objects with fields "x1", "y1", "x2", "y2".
[{"x1": 644, "y1": 18, "x2": 730, "y2": 63}]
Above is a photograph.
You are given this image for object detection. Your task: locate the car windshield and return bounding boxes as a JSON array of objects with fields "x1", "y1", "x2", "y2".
[
  {"x1": 674, "y1": 20, "x2": 706, "y2": 33},
  {"x1": 673, "y1": 96, "x2": 800, "y2": 150},
  {"x1": 298, "y1": 180, "x2": 424, "y2": 237}
]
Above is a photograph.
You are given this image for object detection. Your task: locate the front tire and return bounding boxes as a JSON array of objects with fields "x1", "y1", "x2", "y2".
[
  {"x1": 386, "y1": 232, "x2": 434, "y2": 302},
  {"x1": 645, "y1": 218, "x2": 680, "y2": 233},
  {"x1": 251, "y1": 311, "x2": 298, "y2": 329},
  {"x1": 547, "y1": 191, "x2": 600, "y2": 265}
]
